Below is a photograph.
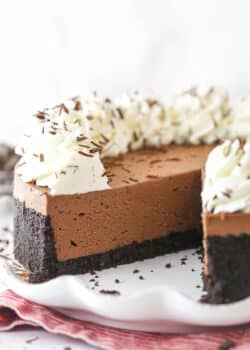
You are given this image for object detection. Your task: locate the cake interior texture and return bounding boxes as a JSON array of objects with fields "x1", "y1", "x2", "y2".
[{"x1": 14, "y1": 144, "x2": 212, "y2": 282}]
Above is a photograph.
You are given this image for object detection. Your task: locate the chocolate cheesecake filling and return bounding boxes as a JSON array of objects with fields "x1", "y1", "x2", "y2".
[{"x1": 14, "y1": 144, "x2": 212, "y2": 277}]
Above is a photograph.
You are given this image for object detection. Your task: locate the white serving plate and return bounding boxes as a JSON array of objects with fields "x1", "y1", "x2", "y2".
[
  {"x1": 2, "y1": 246, "x2": 250, "y2": 333},
  {"x1": 1, "y1": 195, "x2": 250, "y2": 333}
]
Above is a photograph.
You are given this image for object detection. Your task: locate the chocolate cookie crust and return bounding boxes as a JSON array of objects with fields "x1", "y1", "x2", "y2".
[
  {"x1": 203, "y1": 234, "x2": 250, "y2": 304},
  {"x1": 14, "y1": 199, "x2": 201, "y2": 283}
]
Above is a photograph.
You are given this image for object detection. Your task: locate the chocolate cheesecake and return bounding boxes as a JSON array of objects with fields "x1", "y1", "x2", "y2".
[
  {"x1": 15, "y1": 86, "x2": 250, "y2": 304},
  {"x1": 14, "y1": 143, "x2": 212, "y2": 282},
  {"x1": 202, "y1": 139, "x2": 250, "y2": 303}
]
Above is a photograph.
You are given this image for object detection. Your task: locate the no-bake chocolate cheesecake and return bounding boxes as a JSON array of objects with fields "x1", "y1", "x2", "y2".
[{"x1": 14, "y1": 86, "x2": 250, "y2": 303}]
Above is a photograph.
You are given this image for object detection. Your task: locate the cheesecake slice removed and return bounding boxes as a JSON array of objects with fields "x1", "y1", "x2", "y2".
[
  {"x1": 202, "y1": 139, "x2": 250, "y2": 303},
  {"x1": 14, "y1": 144, "x2": 211, "y2": 282}
]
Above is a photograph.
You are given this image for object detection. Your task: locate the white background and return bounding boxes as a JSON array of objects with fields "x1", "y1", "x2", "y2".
[
  {"x1": 1, "y1": 0, "x2": 250, "y2": 145},
  {"x1": 0, "y1": 0, "x2": 250, "y2": 348}
]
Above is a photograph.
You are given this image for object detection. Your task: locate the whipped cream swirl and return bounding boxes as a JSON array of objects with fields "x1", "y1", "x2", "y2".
[
  {"x1": 82, "y1": 94, "x2": 131, "y2": 158},
  {"x1": 16, "y1": 97, "x2": 110, "y2": 195},
  {"x1": 168, "y1": 86, "x2": 229, "y2": 144},
  {"x1": 115, "y1": 90, "x2": 169, "y2": 149},
  {"x1": 228, "y1": 94, "x2": 250, "y2": 139},
  {"x1": 202, "y1": 139, "x2": 250, "y2": 213},
  {"x1": 16, "y1": 86, "x2": 232, "y2": 196}
]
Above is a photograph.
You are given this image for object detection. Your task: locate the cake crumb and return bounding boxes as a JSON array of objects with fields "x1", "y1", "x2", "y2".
[
  {"x1": 99, "y1": 289, "x2": 120, "y2": 296},
  {"x1": 133, "y1": 269, "x2": 139, "y2": 274},
  {"x1": 115, "y1": 278, "x2": 120, "y2": 284},
  {"x1": 165, "y1": 263, "x2": 171, "y2": 268},
  {"x1": 139, "y1": 275, "x2": 144, "y2": 280}
]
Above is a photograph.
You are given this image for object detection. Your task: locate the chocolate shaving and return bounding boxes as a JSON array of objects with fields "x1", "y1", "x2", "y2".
[
  {"x1": 90, "y1": 140, "x2": 102, "y2": 149},
  {"x1": 74, "y1": 100, "x2": 82, "y2": 111},
  {"x1": 33, "y1": 111, "x2": 47, "y2": 120},
  {"x1": 57, "y1": 103, "x2": 69, "y2": 115},
  {"x1": 25, "y1": 336, "x2": 39, "y2": 344},
  {"x1": 63, "y1": 121, "x2": 68, "y2": 131},
  {"x1": 78, "y1": 151, "x2": 94, "y2": 158},
  {"x1": 77, "y1": 135, "x2": 88, "y2": 142},
  {"x1": 100, "y1": 133, "x2": 110, "y2": 143},
  {"x1": 133, "y1": 131, "x2": 139, "y2": 142},
  {"x1": 222, "y1": 189, "x2": 232, "y2": 198},
  {"x1": 116, "y1": 107, "x2": 124, "y2": 119},
  {"x1": 70, "y1": 240, "x2": 77, "y2": 247},
  {"x1": 39, "y1": 153, "x2": 44, "y2": 162}
]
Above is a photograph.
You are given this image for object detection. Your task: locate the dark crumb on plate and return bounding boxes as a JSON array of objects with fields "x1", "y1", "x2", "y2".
[
  {"x1": 64, "y1": 347, "x2": 72, "y2": 350},
  {"x1": 181, "y1": 261, "x2": 186, "y2": 265},
  {"x1": 218, "y1": 339, "x2": 236, "y2": 350},
  {"x1": 133, "y1": 269, "x2": 139, "y2": 274},
  {"x1": 94, "y1": 281, "x2": 99, "y2": 287},
  {"x1": 196, "y1": 285, "x2": 200, "y2": 288},
  {"x1": 191, "y1": 268, "x2": 195, "y2": 272},
  {"x1": 165, "y1": 263, "x2": 171, "y2": 268},
  {"x1": 139, "y1": 275, "x2": 144, "y2": 280},
  {"x1": 25, "y1": 336, "x2": 39, "y2": 344},
  {"x1": 195, "y1": 247, "x2": 203, "y2": 261},
  {"x1": 150, "y1": 269, "x2": 154, "y2": 272},
  {"x1": 115, "y1": 278, "x2": 120, "y2": 284},
  {"x1": 99, "y1": 289, "x2": 121, "y2": 296},
  {"x1": 89, "y1": 278, "x2": 95, "y2": 282}
]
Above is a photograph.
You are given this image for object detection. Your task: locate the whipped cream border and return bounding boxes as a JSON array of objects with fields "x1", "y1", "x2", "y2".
[{"x1": 16, "y1": 86, "x2": 250, "y2": 200}]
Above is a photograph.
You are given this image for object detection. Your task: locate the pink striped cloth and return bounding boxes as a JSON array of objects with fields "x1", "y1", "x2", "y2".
[{"x1": 1, "y1": 290, "x2": 250, "y2": 349}]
